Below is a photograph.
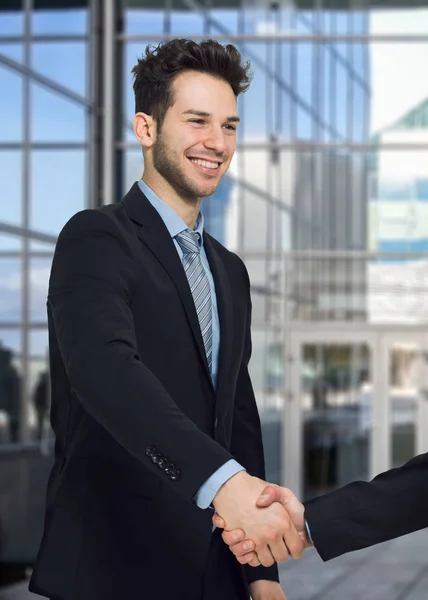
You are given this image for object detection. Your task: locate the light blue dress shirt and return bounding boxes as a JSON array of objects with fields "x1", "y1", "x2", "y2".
[{"x1": 138, "y1": 180, "x2": 244, "y2": 509}]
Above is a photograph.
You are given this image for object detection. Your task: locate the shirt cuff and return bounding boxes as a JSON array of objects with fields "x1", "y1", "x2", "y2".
[
  {"x1": 194, "y1": 459, "x2": 245, "y2": 509},
  {"x1": 305, "y1": 519, "x2": 314, "y2": 544}
]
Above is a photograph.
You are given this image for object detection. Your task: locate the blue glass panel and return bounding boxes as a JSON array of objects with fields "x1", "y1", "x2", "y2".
[
  {"x1": 31, "y1": 83, "x2": 86, "y2": 143},
  {"x1": 0, "y1": 259, "x2": 21, "y2": 322},
  {"x1": 32, "y1": 43, "x2": 86, "y2": 98},
  {"x1": 30, "y1": 151, "x2": 86, "y2": 235},
  {"x1": 0, "y1": 66, "x2": 22, "y2": 142},
  {"x1": 124, "y1": 10, "x2": 164, "y2": 35},
  {"x1": 0, "y1": 151, "x2": 21, "y2": 225},
  {"x1": 32, "y1": 8, "x2": 88, "y2": 35}
]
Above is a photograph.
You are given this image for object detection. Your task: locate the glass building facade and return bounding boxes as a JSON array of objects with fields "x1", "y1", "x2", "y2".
[{"x1": 1, "y1": 0, "x2": 428, "y2": 578}]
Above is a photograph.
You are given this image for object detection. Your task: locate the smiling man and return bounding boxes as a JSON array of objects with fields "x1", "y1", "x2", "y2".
[{"x1": 29, "y1": 39, "x2": 303, "y2": 600}]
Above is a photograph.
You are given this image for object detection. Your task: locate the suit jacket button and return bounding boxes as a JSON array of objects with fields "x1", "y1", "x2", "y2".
[
  {"x1": 152, "y1": 454, "x2": 163, "y2": 465},
  {"x1": 146, "y1": 446, "x2": 156, "y2": 458},
  {"x1": 170, "y1": 469, "x2": 181, "y2": 481}
]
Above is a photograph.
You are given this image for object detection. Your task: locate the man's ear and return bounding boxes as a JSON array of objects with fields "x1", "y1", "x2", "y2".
[{"x1": 133, "y1": 112, "x2": 157, "y2": 149}]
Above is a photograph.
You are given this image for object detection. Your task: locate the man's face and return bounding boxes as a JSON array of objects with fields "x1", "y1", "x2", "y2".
[{"x1": 152, "y1": 71, "x2": 238, "y2": 200}]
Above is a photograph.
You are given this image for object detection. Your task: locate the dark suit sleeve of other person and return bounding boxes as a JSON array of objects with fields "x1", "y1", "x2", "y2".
[
  {"x1": 304, "y1": 451, "x2": 428, "y2": 561},
  {"x1": 229, "y1": 258, "x2": 279, "y2": 585},
  {"x1": 48, "y1": 209, "x2": 233, "y2": 501}
]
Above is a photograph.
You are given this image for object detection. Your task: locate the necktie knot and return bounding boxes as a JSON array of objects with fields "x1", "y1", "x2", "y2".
[{"x1": 175, "y1": 230, "x2": 201, "y2": 255}]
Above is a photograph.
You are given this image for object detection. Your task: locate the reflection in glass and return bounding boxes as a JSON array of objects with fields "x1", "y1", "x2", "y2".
[
  {"x1": 301, "y1": 344, "x2": 371, "y2": 500},
  {"x1": 30, "y1": 259, "x2": 52, "y2": 323},
  {"x1": 390, "y1": 343, "x2": 418, "y2": 468},
  {"x1": 28, "y1": 329, "x2": 50, "y2": 443},
  {"x1": 0, "y1": 259, "x2": 21, "y2": 322},
  {"x1": 0, "y1": 336, "x2": 21, "y2": 445},
  {"x1": 0, "y1": 151, "x2": 22, "y2": 225}
]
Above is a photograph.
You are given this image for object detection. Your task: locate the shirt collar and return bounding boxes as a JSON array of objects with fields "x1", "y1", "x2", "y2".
[{"x1": 138, "y1": 180, "x2": 204, "y2": 245}]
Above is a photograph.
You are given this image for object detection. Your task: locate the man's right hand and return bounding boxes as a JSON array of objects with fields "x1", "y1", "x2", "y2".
[
  {"x1": 212, "y1": 473, "x2": 305, "y2": 567},
  {"x1": 213, "y1": 484, "x2": 312, "y2": 566}
]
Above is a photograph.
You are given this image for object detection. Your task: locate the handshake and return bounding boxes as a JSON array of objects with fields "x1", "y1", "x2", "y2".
[{"x1": 212, "y1": 471, "x2": 312, "y2": 568}]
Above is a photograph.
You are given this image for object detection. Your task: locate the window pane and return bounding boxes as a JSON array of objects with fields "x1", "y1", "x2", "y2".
[
  {"x1": 0, "y1": 151, "x2": 22, "y2": 225},
  {"x1": 31, "y1": 83, "x2": 86, "y2": 143},
  {"x1": 0, "y1": 8, "x2": 23, "y2": 36},
  {"x1": 0, "y1": 66, "x2": 22, "y2": 142},
  {"x1": 30, "y1": 258, "x2": 51, "y2": 323},
  {"x1": 370, "y1": 6, "x2": 428, "y2": 35},
  {"x1": 203, "y1": 177, "x2": 236, "y2": 248},
  {"x1": 124, "y1": 9, "x2": 164, "y2": 35},
  {"x1": 31, "y1": 151, "x2": 86, "y2": 235},
  {"x1": 32, "y1": 6, "x2": 88, "y2": 35},
  {"x1": 0, "y1": 332, "x2": 21, "y2": 445},
  {"x1": 31, "y1": 43, "x2": 87, "y2": 98},
  {"x1": 171, "y1": 1, "x2": 204, "y2": 35},
  {"x1": 0, "y1": 259, "x2": 21, "y2": 322},
  {"x1": 0, "y1": 234, "x2": 21, "y2": 252},
  {"x1": 210, "y1": 9, "x2": 238, "y2": 35},
  {"x1": 124, "y1": 150, "x2": 143, "y2": 195},
  {"x1": 0, "y1": 43, "x2": 24, "y2": 64}
]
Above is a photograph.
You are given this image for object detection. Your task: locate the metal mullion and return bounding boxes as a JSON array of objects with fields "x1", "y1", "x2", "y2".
[
  {"x1": 102, "y1": 0, "x2": 115, "y2": 205},
  {"x1": 296, "y1": 10, "x2": 370, "y2": 94},
  {"x1": 237, "y1": 2, "x2": 245, "y2": 260},
  {"x1": 20, "y1": 0, "x2": 32, "y2": 443},
  {"x1": 88, "y1": 0, "x2": 102, "y2": 208},
  {"x1": 117, "y1": 33, "x2": 428, "y2": 43},
  {"x1": 40, "y1": 140, "x2": 428, "y2": 151},
  {"x1": 173, "y1": 0, "x2": 344, "y2": 141},
  {"x1": 0, "y1": 222, "x2": 57, "y2": 243},
  {"x1": 0, "y1": 321, "x2": 47, "y2": 329},
  {"x1": 0, "y1": 251, "x2": 53, "y2": 258},
  {"x1": 0, "y1": 34, "x2": 87, "y2": 43},
  {"x1": 0, "y1": 142, "x2": 87, "y2": 150}
]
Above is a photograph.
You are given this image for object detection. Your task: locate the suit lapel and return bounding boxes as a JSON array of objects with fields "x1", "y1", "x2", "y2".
[
  {"x1": 123, "y1": 184, "x2": 212, "y2": 387},
  {"x1": 203, "y1": 233, "x2": 234, "y2": 402}
]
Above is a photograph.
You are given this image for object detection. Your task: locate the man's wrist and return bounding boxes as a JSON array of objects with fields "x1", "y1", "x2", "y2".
[{"x1": 212, "y1": 470, "x2": 250, "y2": 509}]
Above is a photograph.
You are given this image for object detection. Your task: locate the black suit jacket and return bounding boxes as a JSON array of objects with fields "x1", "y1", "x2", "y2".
[
  {"x1": 29, "y1": 183, "x2": 278, "y2": 600},
  {"x1": 304, "y1": 451, "x2": 428, "y2": 561}
]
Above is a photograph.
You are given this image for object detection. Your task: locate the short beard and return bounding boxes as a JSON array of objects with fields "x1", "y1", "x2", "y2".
[{"x1": 152, "y1": 131, "x2": 220, "y2": 200}]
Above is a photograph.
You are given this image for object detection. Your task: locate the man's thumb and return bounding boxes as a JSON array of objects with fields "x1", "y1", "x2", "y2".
[{"x1": 256, "y1": 484, "x2": 281, "y2": 507}]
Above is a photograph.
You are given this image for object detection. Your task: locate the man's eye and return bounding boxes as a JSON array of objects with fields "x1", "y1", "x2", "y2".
[
  {"x1": 189, "y1": 119, "x2": 205, "y2": 124},
  {"x1": 224, "y1": 124, "x2": 237, "y2": 131}
]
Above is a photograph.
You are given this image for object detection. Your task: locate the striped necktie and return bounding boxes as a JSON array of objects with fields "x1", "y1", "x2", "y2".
[{"x1": 175, "y1": 230, "x2": 212, "y2": 374}]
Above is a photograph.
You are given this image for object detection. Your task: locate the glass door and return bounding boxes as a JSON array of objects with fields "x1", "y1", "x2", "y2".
[
  {"x1": 284, "y1": 326, "x2": 428, "y2": 501},
  {"x1": 284, "y1": 327, "x2": 378, "y2": 500},
  {"x1": 381, "y1": 332, "x2": 428, "y2": 469}
]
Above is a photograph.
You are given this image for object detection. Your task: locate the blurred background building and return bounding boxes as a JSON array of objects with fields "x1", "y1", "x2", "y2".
[{"x1": 1, "y1": 0, "x2": 428, "y2": 592}]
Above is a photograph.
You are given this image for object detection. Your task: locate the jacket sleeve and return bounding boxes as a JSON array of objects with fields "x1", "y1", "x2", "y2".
[
  {"x1": 48, "y1": 209, "x2": 232, "y2": 502},
  {"x1": 229, "y1": 260, "x2": 279, "y2": 585},
  {"x1": 304, "y1": 451, "x2": 428, "y2": 561}
]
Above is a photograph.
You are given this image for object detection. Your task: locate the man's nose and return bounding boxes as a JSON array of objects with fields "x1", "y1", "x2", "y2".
[{"x1": 204, "y1": 126, "x2": 226, "y2": 154}]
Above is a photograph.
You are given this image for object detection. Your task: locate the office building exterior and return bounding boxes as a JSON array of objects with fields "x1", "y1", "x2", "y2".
[{"x1": 1, "y1": 0, "x2": 428, "y2": 578}]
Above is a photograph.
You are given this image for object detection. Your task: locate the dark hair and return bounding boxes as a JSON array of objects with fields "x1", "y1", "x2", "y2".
[{"x1": 131, "y1": 38, "x2": 252, "y2": 128}]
